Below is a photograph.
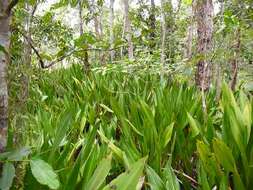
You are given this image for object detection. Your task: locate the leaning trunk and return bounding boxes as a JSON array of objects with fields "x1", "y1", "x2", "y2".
[
  {"x1": 0, "y1": 0, "x2": 11, "y2": 152},
  {"x1": 194, "y1": 0, "x2": 213, "y2": 91}
]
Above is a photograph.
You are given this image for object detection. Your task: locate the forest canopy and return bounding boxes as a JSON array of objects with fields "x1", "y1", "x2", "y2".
[{"x1": 0, "y1": 0, "x2": 252, "y2": 189}]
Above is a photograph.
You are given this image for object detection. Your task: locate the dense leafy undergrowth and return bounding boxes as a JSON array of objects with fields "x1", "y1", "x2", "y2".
[{"x1": 2, "y1": 64, "x2": 253, "y2": 190}]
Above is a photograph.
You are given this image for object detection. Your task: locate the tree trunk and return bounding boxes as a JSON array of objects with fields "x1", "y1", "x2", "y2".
[
  {"x1": 215, "y1": 0, "x2": 224, "y2": 101},
  {"x1": 78, "y1": 0, "x2": 89, "y2": 71},
  {"x1": 98, "y1": 8, "x2": 105, "y2": 64},
  {"x1": 109, "y1": 0, "x2": 115, "y2": 62},
  {"x1": 21, "y1": 3, "x2": 36, "y2": 102},
  {"x1": 230, "y1": 28, "x2": 240, "y2": 91},
  {"x1": 149, "y1": 0, "x2": 156, "y2": 54},
  {"x1": 194, "y1": 0, "x2": 214, "y2": 91},
  {"x1": 0, "y1": 0, "x2": 11, "y2": 152},
  {"x1": 184, "y1": 5, "x2": 193, "y2": 59},
  {"x1": 160, "y1": 0, "x2": 166, "y2": 66},
  {"x1": 123, "y1": 0, "x2": 134, "y2": 60},
  {"x1": 120, "y1": 20, "x2": 125, "y2": 58}
]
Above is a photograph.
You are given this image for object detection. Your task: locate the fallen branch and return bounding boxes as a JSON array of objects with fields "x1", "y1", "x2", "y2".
[{"x1": 173, "y1": 169, "x2": 198, "y2": 189}]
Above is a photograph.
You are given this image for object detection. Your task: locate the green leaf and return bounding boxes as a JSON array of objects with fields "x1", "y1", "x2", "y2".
[
  {"x1": 163, "y1": 163, "x2": 180, "y2": 190},
  {"x1": 0, "y1": 44, "x2": 6, "y2": 54},
  {"x1": 64, "y1": 125, "x2": 98, "y2": 190},
  {"x1": 213, "y1": 139, "x2": 236, "y2": 172},
  {"x1": 162, "y1": 122, "x2": 174, "y2": 148},
  {"x1": 100, "y1": 104, "x2": 114, "y2": 113},
  {"x1": 84, "y1": 154, "x2": 112, "y2": 190},
  {"x1": 146, "y1": 166, "x2": 165, "y2": 190},
  {"x1": 0, "y1": 147, "x2": 31, "y2": 161},
  {"x1": 0, "y1": 163, "x2": 15, "y2": 190},
  {"x1": 187, "y1": 113, "x2": 200, "y2": 138},
  {"x1": 30, "y1": 158, "x2": 60, "y2": 189},
  {"x1": 103, "y1": 157, "x2": 147, "y2": 190},
  {"x1": 197, "y1": 163, "x2": 211, "y2": 190},
  {"x1": 183, "y1": 0, "x2": 192, "y2": 5}
]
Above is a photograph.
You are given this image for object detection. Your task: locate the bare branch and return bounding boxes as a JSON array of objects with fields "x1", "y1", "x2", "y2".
[
  {"x1": 16, "y1": 27, "x2": 128, "y2": 69},
  {"x1": 15, "y1": 28, "x2": 45, "y2": 68}
]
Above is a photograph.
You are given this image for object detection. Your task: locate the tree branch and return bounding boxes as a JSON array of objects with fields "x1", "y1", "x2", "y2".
[
  {"x1": 16, "y1": 27, "x2": 127, "y2": 69},
  {"x1": 15, "y1": 28, "x2": 45, "y2": 68}
]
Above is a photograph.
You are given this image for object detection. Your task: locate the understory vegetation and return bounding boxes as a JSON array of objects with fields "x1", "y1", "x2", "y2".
[
  {"x1": 0, "y1": 0, "x2": 252, "y2": 189},
  {"x1": 3, "y1": 64, "x2": 252, "y2": 190}
]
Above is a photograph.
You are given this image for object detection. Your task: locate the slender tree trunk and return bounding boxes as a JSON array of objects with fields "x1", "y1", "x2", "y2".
[
  {"x1": 215, "y1": 0, "x2": 224, "y2": 101},
  {"x1": 160, "y1": 0, "x2": 166, "y2": 67},
  {"x1": 78, "y1": 0, "x2": 89, "y2": 71},
  {"x1": 98, "y1": 8, "x2": 105, "y2": 64},
  {"x1": 195, "y1": 0, "x2": 214, "y2": 91},
  {"x1": 109, "y1": 0, "x2": 115, "y2": 62},
  {"x1": 184, "y1": 5, "x2": 193, "y2": 59},
  {"x1": 164, "y1": 0, "x2": 175, "y2": 65},
  {"x1": 78, "y1": 1, "x2": 84, "y2": 35},
  {"x1": 149, "y1": 0, "x2": 156, "y2": 54},
  {"x1": 120, "y1": 21, "x2": 125, "y2": 58},
  {"x1": 91, "y1": 0, "x2": 104, "y2": 64},
  {"x1": 123, "y1": 0, "x2": 134, "y2": 60},
  {"x1": 0, "y1": 0, "x2": 11, "y2": 152},
  {"x1": 230, "y1": 28, "x2": 240, "y2": 91},
  {"x1": 22, "y1": 3, "x2": 36, "y2": 101}
]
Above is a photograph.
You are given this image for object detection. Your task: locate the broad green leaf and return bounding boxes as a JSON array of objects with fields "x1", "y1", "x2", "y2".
[
  {"x1": 84, "y1": 155, "x2": 112, "y2": 190},
  {"x1": 30, "y1": 158, "x2": 60, "y2": 189},
  {"x1": 146, "y1": 166, "x2": 165, "y2": 190},
  {"x1": 162, "y1": 122, "x2": 174, "y2": 148},
  {"x1": 0, "y1": 163, "x2": 15, "y2": 190},
  {"x1": 213, "y1": 139, "x2": 236, "y2": 172},
  {"x1": 103, "y1": 157, "x2": 147, "y2": 190},
  {"x1": 187, "y1": 113, "x2": 200, "y2": 138},
  {"x1": 0, "y1": 147, "x2": 31, "y2": 161},
  {"x1": 163, "y1": 163, "x2": 180, "y2": 190},
  {"x1": 196, "y1": 141, "x2": 216, "y2": 184},
  {"x1": 197, "y1": 163, "x2": 211, "y2": 190},
  {"x1": 64, "y1": 126, "x2": 98, "y2": 190}
]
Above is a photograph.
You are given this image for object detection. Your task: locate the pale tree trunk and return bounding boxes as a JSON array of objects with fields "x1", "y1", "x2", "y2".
[
  {"x1": 160, "y1": 0, "x2": 166, "y2": 67},
  {"x1": 78, "y1": 1, "x2": 84, "y2": 35},
  {"x1": 195, "y1": 0, "x2": 214, "y2": 91},
  {"x1": 109, "y1": 0, "x2": 115, "y2": 62},
  {"x1": 215, "y1": 0, "x2": 224, "y2": 101},
  {"x1": 149, "y1": 0, "x2": 156, "y2": 54},
  {"x1": 123, "y1": 0, "x2": 134, "y2": 60},
  {"x1": 120, "y1": 21, "x2": 125, "y2": 58},
  {"x1": 98, "y1": 8, "x2": 106, "y2": 64},
  {"x1": 184, "y1": 5, "x2": 193, "y2": 59},
  {"x1": 0, "y1": 0, "x2": 12, "y2": 152},
  {"x1": 22, "y1": 3, "x2": 36, "y2": 101},
  {"x1": 91, "y1": 0, "x2": 104, "y2": 64},
  {"x1": 79, "y1": 0, "x2": 90, "y2": 71}
]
